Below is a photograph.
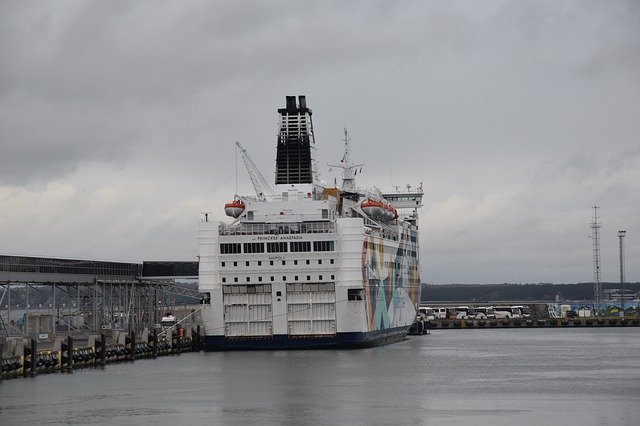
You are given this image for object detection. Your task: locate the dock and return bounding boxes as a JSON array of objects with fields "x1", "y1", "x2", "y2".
[
  {"x1": 427, "y1": 316, "x2": 640, "y2": 330},
  {"x1": 1, "y1": 327, "x2": 201, "y2": 380}
]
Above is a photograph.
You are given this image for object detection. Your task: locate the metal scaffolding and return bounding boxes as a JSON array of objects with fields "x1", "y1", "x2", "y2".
[{"x1": 0, "y1": 255, "x2": 201, "y2": 340}]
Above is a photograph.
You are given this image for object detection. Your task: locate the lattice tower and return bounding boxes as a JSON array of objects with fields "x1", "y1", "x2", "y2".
[{"x1": 590, "y1": 206, "x2": 601, "y2": 316}]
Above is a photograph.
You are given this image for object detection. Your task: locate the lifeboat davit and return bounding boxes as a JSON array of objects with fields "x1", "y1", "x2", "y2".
[
  {"x1": 361, "y1": 199, "x2": 397, "y2": 221},
  {"x1": 224, "y1": 198, "x2": 245, "y2": 218}
]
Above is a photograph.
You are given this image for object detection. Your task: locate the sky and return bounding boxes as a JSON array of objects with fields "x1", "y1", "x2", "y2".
[{"x1": 1, "y1": 0, "x2": 639, "y2": 284}]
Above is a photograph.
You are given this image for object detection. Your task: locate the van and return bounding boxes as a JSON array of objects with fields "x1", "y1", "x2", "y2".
[
  {"x1": 418, "y1": 307, "x2": 436, "y2": 321},
  {"x1": 429, "y1": 307, "x2": 447, "y2": 319}
]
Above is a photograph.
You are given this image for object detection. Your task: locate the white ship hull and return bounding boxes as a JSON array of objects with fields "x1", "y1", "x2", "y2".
[{"x1": 197, "y1": 96, "x2": 423, "y2": 350}]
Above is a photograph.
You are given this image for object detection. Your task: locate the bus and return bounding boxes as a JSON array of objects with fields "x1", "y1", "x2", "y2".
[{"x1": 492, "y1": 306, "x2": 522, "y2": 319}]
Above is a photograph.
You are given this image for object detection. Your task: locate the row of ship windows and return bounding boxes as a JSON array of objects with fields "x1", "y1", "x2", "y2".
[
  {"x1": 220, "y1": 241, "x2": 335, "y2": 255},
  {"x1": 221, "y1": 283, "x2": 337, "y2": 295},
  {"x1": 366, "y1": 242, "x2": 418, "y2": 258},
  {"x1": 222, "y1": 259, "x2": 335, "y2": 267},
  {"x1": 222, "y1": 274, "x2": 335, "y2": 283}
]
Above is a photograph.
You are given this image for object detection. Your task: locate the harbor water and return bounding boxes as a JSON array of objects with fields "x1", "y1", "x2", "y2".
[{"x1": 1, "y1": 328, "x2": 640, "y2": 425}]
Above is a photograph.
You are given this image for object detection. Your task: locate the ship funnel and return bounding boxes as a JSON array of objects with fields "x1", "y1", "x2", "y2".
[{"x1": 275, "y1": 95, "x2": 316, "y2": 185}]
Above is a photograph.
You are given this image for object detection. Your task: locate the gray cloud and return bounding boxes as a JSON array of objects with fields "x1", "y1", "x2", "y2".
[{"x1": 1, "y1": 0, "x2": 638, "y2": 282}]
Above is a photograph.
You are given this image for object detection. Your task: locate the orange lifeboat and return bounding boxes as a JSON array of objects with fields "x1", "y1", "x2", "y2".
[
  {"x1": 361, "y1": 199, "x2": 396, "y2": 221},
  {"x1": 224, "y1": 198, "x2": 245, "y2": 218}
]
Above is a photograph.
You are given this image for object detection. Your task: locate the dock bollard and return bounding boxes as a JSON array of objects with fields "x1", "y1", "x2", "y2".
[
  {"x1": 129, "y1": 331, "x2": 135, "y2": 361},
  {"x1": 172, "y1": 330, "x2": 181, "y2": 355},
  {"x1": 23, "y1": 339, "x2": 37, "y2": 377},
  {"x1": 62, "y1": 336, "x2": 73, "y2": 372},
  {"x1": 98, "y1": 333, "x2": 106, "y2": 365},
  {"x1": 151, "y1": 329, "x2": 158, "y2": 358}
]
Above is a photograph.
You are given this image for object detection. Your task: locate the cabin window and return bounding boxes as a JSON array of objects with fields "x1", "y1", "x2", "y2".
[
  {"x1": 234, "y1": 277, "x2": 238, "y2": 283},
  {"x1": 246, "y1": 261, "x2": 250, "y2": 266},
  {"x1": 291, "y1": 241, "x2": 311, "y2": 252},
  {"x1": 313, "y1": 241, "x2": 335, "y2": 252},
  {"x1": 258, "y1": 261, "x2": 262, "y2": 266},
  {"x1": 295, "y1": 276, "x2": 299, "y2": 281},
  {"x1": 331, "y1": 275, "x2": 335, "y2": 280},
  {"x1": 222, "y1": 278, "x2": 226, "y2": 283},
  {"x1": 247, "y1": 211, "x2": 254, "y2": 220},
  {"x1": 267, "y1": 242, "x2": 288, "y2": 253},
  {"x1": 243, "y1": 242, "x2": 265, "y2": 253},
  {"x1": 307, "y1": 275, "x2": 311, "y2": 281},
  {"x1": 220, "y1": 243, "x2": 241, "y2": 254},
  {"x1": 258, "y1": 277, "x2": 262, "y2": 282},
  {"x1": 322, "y1": 209, "x2": 329, "y2": 219},
  {"x1": 348, "y1": 289, "x2": 364, "y2": 301},
  {"x1": 283, "y1": 276, "x2": 287, "y2": 281},
  {"x1": 221, "y1": 262, "x2": 225, "y2": 267},
  {"x1": 246, "y1": 277, "x2": 250, "y2": 282},
  {"x1": 294, "y1": 260, "x2": 298, "y2": 265},
  {"x1": 319, "y1": 275, "x2": 323, "y2": 280},
  {"x1": 270, "y1": 276, "x2": 274, "y2": 282}
]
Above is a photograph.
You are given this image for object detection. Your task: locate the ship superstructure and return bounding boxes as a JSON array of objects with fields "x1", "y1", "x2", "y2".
[{"x1": 198, "y1": 96, "x2": 423, "y2": 349}]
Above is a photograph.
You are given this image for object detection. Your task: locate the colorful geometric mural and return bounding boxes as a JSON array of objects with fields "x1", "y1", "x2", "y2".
[{"x1": 362, "y1": 228, "x2": 421, "y2": 331}]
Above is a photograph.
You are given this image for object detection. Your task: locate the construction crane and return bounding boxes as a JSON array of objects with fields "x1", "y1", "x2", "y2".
[{"x1": 236, "y1": 141, "x2": 275, "y2": 201}]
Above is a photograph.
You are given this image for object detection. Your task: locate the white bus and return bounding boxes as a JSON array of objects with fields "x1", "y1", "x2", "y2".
[
  {"x1": 473, "y1": 307, "x2": 495, "y2": 320},
  {"x1": 492, "y1": 306, "x2": 522, "y2": 319}
]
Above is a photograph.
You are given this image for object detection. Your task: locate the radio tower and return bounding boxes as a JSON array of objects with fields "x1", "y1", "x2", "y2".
[
  {"x1": 590, "y1": 206, "x2": 602, "y2": 316},
  {"x1": 618, "y1": 230, "x2": 626, "y2": 317}
]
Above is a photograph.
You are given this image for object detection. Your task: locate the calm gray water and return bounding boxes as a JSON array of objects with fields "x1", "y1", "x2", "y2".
[{"x1": 1, "y1": 328, "x2": 640, "y2": 425}]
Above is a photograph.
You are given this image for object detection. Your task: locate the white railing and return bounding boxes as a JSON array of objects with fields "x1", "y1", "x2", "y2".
[{"x1": 219, "y1": 221, "x2": 336, "y2": 236}]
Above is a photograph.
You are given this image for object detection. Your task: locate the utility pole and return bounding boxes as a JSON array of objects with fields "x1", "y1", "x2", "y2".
[
  {"x1": 590, "y1": 207, "x2": 602, "y2": 317},
  {"x1": 618, "y1": 230, "x2": 626, "y2": 318}
]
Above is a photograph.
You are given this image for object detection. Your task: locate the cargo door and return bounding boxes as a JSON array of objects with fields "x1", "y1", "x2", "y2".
[
  {"x1": 222, "y1": 285, "x2": 273, "y2": 336},
  {"x1": 286, "y1": 283, "x2": 336, "y2": 336}
]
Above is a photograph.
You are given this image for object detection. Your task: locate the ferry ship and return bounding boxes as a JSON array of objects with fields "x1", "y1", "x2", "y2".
[{"x1": 198, "y1": 95, "x2": 423, "y2": 349}]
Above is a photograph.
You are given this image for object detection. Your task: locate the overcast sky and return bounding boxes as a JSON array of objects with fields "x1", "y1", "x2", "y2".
[{"x1": 1, "y1": 0, "x2": 638, "y2": 284}]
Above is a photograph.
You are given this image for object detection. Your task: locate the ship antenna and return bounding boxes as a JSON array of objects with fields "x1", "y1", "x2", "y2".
[{"x1": 328, "y1": 128, "x2": 364, "y2": 191}]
